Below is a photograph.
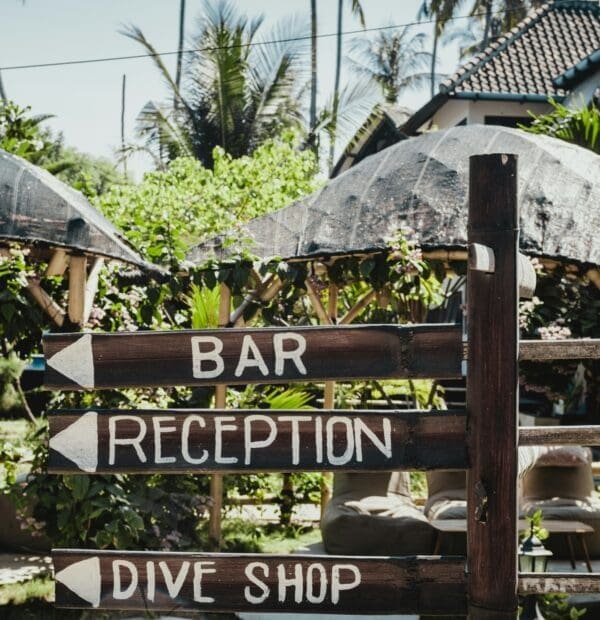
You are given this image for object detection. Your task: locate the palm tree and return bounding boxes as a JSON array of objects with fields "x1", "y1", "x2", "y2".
[
  {"x1": 349, "y1": 27, "x2": 435, "y2": 104},
  {"x1": 469, "y1": 0, "x2": 545, "y2": 50},
  {"x1": 123, "y1": 0, "x2": 308, "y2": 168},
  {"x1": 329, "y1": 0, "x2": 366, "y2": 171},
  {"x1": 418, "y1": 1, "x2": 464, "y2": 97},
  {"x1": 309, "y1": 0, "x2": 317, "y2": 134}
]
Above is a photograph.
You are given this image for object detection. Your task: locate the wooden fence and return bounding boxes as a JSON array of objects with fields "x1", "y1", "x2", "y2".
[{"x1": 43, "y1": 153, "x2": 600, "y2": 617}]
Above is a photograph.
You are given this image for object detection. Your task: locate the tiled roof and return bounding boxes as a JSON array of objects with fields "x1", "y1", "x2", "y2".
[{"x1": 441, "y1": 1, "x2": 600, "y2": 98}]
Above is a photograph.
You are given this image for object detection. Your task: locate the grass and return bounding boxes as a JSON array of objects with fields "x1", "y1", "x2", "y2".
[
  {"x1": 261, "y1": 524, "x2": 322, "y2": 554},
  {"x1": 0, "y1": 576, "x2": 53, "y2": 607}
]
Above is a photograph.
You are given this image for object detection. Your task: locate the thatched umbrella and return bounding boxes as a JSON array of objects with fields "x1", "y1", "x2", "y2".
[
  {"x1": 189, "y1": 125, "x2": 600, "y2": 273},
  {"x1": 188, "y1": 126, "x2": 600, "y2": 543},
  {"x1": 0, "y1": 149, "x2": 155, "y2": 325},
  {"x1": 0, "y1": 149, "x2": 149, "y2": 268}
]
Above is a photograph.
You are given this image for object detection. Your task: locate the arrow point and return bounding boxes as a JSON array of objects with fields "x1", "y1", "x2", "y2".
[
  {"x1": 55, "y1": 556, "x2": 101, "y2": 607},
  {"x1": 48, "y1": 333, "x2": 94, "y2": 388},
  {"x1": 50, "y1": 411, "x2": 98, "y2": 472}
]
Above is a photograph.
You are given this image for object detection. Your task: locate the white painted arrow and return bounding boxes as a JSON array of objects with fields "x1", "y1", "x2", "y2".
[
  {"x1": 50, "y1": 411, "x2": 98, "y2": 473},
  {"x1": 55, "y1": 556, "x2": 101, "y2": 607},
  {"x1": 47, "y1": 333, "x2": 95, "y2": 389}
]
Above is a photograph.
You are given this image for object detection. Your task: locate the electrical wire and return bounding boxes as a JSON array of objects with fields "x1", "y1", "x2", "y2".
[{"x1": 0, "y1": 6, "x2": 535, "y2": 72}]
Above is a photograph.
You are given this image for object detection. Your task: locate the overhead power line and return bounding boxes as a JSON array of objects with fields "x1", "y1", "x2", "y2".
[{"x1": 0, "y1": 7, "x2": 531, "y2": 73}]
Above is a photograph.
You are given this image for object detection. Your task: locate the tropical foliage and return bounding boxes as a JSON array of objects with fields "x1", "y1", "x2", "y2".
[
  {"x1": 0, "y1": 100, "x2": 124, "y2": 198},
  {"x1": 522, "y1": 99, "x2": 600, "y2": 154},
  {"x1": 123, "y1": 0, "x2": 308, "y2": 168},
  {"x1": 99, "y1": 132, "x2": 319, "y2": 265},
  {"x1": 349, "y1": 27, "x2": 434, "y2": 104}
]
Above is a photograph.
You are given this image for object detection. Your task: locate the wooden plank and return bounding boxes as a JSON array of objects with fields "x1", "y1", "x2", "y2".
[
  {"x1": 520, "y1": 339, "x2": 600, "y2": 361},
  {"x1": 520, "y1": 425, "x2": 600, "y2": 446},
  {"x1": 43, "y1": 323, "x2": 462, "y2": 390},
  {"x1": 466, "y1": 153, "x2": 519, "y2": 618},
  {"x1": 519, "y1": 574, "x2": 600, "y2": 595},
  {"x1": 53, "y1": 549, "x2": 467, "y2": 614},
  {"x1": 47, "y1": 409, "x2": 468, "y2": 474}
]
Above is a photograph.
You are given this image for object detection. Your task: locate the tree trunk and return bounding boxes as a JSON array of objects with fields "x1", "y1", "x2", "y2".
[
  {"x1": 175, "y1": 0, "x2": 186, "y2": 98},
  {"x1": 120, "y1": 74, "x2": 127, "y2": 177},
  {"x1": 309, "y1": 0, "x2": 317, "y2": 133},
  {"x1": 481, "y1": 0, "x2": 493, "y2": 51},
  {"x1": 0, "y1": 69, "x2": 7, "y2": 102},
  {"x1": 430, "y1": 28, "x2": 439, "y2": 98},
  {"x1": 329, "y1": 0, "x2": 344, "y2": 173}
]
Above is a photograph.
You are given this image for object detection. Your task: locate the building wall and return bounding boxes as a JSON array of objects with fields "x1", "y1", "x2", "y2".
[{"x1": 428, "y1": 99, "x2": 551, "y2": 130}]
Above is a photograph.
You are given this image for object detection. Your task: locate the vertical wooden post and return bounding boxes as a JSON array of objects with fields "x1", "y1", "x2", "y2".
[
  {"x1": 320, "y1": 283, "x2": 339, "y2": 513},
  {"x1": 467, "y1": 154, "x2": 519, "y2": 618},
  {"x1": 209, "y1": 282, "x2": 231, "y2": 549}
]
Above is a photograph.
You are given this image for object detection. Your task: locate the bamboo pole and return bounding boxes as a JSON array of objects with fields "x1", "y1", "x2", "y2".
[
  {"x1": 83, "y1": 258, "x2": 104, "y2": 323},
  {"x1": 45, "y1": 249, "x2": 70, "y2": 277},
  {"x1": 305, "y1": 278, "x2": 339, "y2": 515},
  {"x1": 230, "y1": 274, "x2": 282, "y2": 327},
  {"x1": 305, "y1": 279, "x2": 331, "y2": 325},
  {"x1": 320, "y1": 283, "x2": 339, "y2": 512},
  {"x1": 340, "y1": 288, "x2": 376, "y2": 325},
  {"x1": 68, "y1": 256, "x2": 87, "y2": 325},
  {"x1": 209, "y1": 283, "x2": 231, "y2": 549},
  {"x1": 26, "y1": 277, "x2": 65, "y2": 326}
]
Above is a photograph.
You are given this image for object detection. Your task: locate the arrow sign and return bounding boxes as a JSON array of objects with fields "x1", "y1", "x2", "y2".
[
  {"x1": 48, "y1": 409, "x2": 467, "y2": 474},
  {"x1": 43, "y1": 324, "x2": 462, "y2": 390},
  {"x1": 55, "y1": 556, "x2": 101, "y2": 607},
  {"x1": 53, "y1": 549, "x2": 467, "y2": 614}
]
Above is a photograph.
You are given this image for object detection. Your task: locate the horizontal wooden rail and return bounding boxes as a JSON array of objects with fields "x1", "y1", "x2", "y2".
[
  {"x1": 43, "y1": 324, "x2": 462, "y2": 390},
  {"x1": 520, "y1": 339, "x2": 600, "y2": 361},
  {"x1": 48, "y1": 409, "x2": 467, "y2": 474},
  {"x1": 519, "y1": 573, "x2": 600, "y2": 594},
  {"x1": 53, "y1": 550, "x2": 467, "y2": 614},
  {"x1": 520, "y1": 426, "x2": 600, "y2": 446}
]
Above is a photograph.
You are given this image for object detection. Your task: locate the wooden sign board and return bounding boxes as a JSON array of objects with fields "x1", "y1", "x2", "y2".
[
  {"x1": 54, "y1": 550, "x2": 467, "y2": 614},
  {"x1": 43, "y1": 324, "x2": 462, "y2": 390},
  {"x1": 48, "y1": 409, "x2": 467, "y2": 473}
]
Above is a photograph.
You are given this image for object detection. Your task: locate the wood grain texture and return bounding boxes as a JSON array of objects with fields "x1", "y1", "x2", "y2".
[
  {"x1": 53, "y1": 549, "x2": 467, "y2": 614},
  {"x1": 520, "y1": 339, "x2": 600, "y2": 361},
  {"x1": 466, "y1": 154, "x2": 519, "y2": 618},
  {"x1": 47, "y1": 409, "x2": 467, "y2": 474},
  {"x1": 43, "y1": 324, "x2": 462, "y2": 390},
  {"x1": 520, "y1": 426, "x2": 600, "y2": 446}
]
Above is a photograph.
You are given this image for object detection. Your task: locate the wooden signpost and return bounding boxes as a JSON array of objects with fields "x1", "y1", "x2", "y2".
[
  {"x1": 46, "y1": 153, "x2": 599, "y2": 617},
  {"x1": 43, "y1": 324, "x2": 462, "y2": 389},
  {"x1": 48, "y1": 409, "x2": 467, "y2": 473},
  {"x1": 53, "y1": 550, "x2": 467, "y2": 614}
]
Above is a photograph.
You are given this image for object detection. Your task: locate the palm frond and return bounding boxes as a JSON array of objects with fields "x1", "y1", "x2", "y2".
[
  {"x1": 183, "y1": 284, "x2": 221, "y2": 329},
  {"x1": 136, "y1": 100, "x2": 194, "y2": 160},
  {"x1": 262, "y1": 386, "x2": 314, "y2": 410}
]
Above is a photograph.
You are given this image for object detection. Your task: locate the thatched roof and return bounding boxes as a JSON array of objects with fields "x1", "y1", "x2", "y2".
[
  {"x1": 189, "y1": 125, "x2": 600, "y2": 268},
  {"x1": 0, "y1": 149, "x2": 151, "y2": 270}
]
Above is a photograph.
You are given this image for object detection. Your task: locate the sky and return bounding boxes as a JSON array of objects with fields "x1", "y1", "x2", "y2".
[{"x1": 0, "y1": 0, "x2": 462, "y2": 177}]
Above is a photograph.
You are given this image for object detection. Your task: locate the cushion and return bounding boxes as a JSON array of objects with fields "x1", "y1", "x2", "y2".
[
  {"x1": 534, "y1": 446, "x2": 592, "y2": 468},
  {"x1": 321, "y1": 472, "x2": 436, "y2": 555},
  {"x1": 522, "y1": 466, "x2": 594, "y2": 501}
]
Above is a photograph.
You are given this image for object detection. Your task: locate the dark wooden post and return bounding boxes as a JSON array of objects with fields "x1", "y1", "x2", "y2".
[{"x1": 467, "y1": 154, "x2": 519, "y2": 618}]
